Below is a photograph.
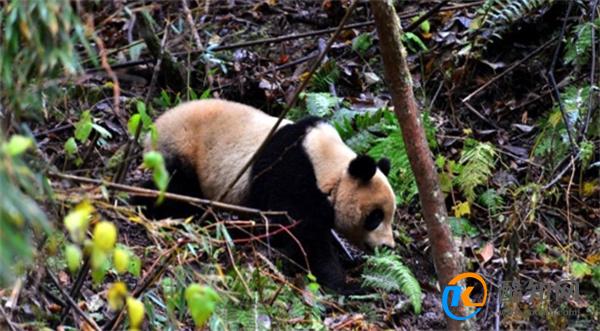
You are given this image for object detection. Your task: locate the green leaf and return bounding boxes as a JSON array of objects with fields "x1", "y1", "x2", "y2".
[
  {"x1": 65, "y1": 244, "x2": 82, "y2": 273},
  {"x1": 136, "y1": 100, "x2": 146, "y2": 115},
  {"x1": 352, "y1": 33, "x2": 372, "y2": 56},
  {"x1": 571, "y1": 261, "x2": 592, "y2": 278},
  {"x1": 455, "y1": 140, "x2": 497, "y2": 202},
  {"x1": 185, "y1": 284, "x2": 220, "y2": 327},
  {"x1": 64, "y1": 137, "x2": 78, "y2": 156},
  {"x1": 361, "y1": 250, "x2": 422, "y2": 314},
  {"x1": 448, "y1": 217, "x2": 479, "y2": 237},
  {"x1": 420, "y1": 19, "x2": 430, "y2": 33},
  {"x1": 128, "y1": 114, "x2": 141, "y2": 136},
  {"x1": 200, "y1": 88, "x2": 211, "y2": 99},
  {"x1": 143, "y1": 151, "x2": 162, "y2": 168},
  {"x1": 128, "y1": 254, "x2": 142, "y2": 277},
  {"x1": 74, "y1": 111, "x2": 93, "y2": 142},
  {"x1": 5, "y1": 135, "x2": 33, "y2": 156},
  {"x1": 401, "y1": 32, "x2": 428, "y2": 52},
  {"x1": 143, "y1": 151, "x2": 169, "y2": 198}
]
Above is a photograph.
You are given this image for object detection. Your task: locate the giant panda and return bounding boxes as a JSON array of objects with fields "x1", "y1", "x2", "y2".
[{"x1": 144, "y1": 99, "x2": 396, "y2": 293}]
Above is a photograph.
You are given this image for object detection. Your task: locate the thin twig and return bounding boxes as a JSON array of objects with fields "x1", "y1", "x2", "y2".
[
  {"x1": 182, "y1": 0, "x2": 204, "y2": 52},
  {"x1": 49, "y1": 172, "x2": 288, "y2": 216},
  {"x1": 405, "y1": 0, "x2": 449, "y2": 32},
  {"x1": 547, "y1": 1, "x2": 577, "y2": 152},
  {"x1": 543, "y1": 154, "x2": 578, "y2": 190},
  {"x1": 224, "y1": 235, "x2": 253, "y2": 297},
  {"x1": 494, "y1": 273, "x2": 502, "y2": 331},
  {"x1": 464, "y1": 101, "x2": 500, "y2": 129},
  {"x1": 0, "y1": 305, "x2": 19, "y2": 331},
  {"x1": 217, "y1": 0, "x2": 360, "y2": 201},
  {"x1": 462, "y1": 36, "x2": 558, "y2": 103},
  {"x1": 94, "y1": 25, "x2": 124, "y2": 132},
  {"x1": 47, "y1": 269, "x2": 101, "y2": 331},
  {"x1": 58, "y1": 258, "x2": 90, "y2": 325}
]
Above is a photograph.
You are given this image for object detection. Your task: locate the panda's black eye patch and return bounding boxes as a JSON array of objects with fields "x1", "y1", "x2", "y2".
[{"x1": 364, "y1": 209, "x2": 384, "y2": 231}]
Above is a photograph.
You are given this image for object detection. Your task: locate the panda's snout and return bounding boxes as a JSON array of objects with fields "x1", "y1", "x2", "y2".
[{"x1": 381, "y1": 241, "x2": 396, "y2": 249}]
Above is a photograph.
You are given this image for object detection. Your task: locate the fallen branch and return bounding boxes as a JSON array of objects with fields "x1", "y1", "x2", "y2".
[{"x1": 49, "y1": 172, "x2": 288, "y2": 216}]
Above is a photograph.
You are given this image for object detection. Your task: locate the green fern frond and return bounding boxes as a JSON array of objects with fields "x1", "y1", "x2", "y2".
[
  {"x1": 455, "y1": 139, "x2": 497, "y2": 202},
  {"x1": 472, "y1": 0, "x2": 555, "y2": 50},
  {"x1": 362, "y1": 250, "x2": 422, "y2": 314},
  {"x1": 310, "y1": 60, "x2": 340, "y2": 92},
  {"x1": 369, "y1": 131, "x2": 417, "y2": 205},
  {"x1": 478, "y1": 188, "x2": 505, "y2": 213},
  {"x1": 485, "y1": 0, "x2": 553, "y2": 28}
]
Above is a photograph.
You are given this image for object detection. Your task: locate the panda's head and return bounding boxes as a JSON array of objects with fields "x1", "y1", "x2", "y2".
[{"x1": 331, "y1": 155, "x2": 396, "y2": 250}]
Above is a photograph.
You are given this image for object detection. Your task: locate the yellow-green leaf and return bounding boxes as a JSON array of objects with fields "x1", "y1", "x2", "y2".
[
  {"x1": 93, "y1": 221, "x2": 117, "y2": 252},
  {"x1": 571, "y1": 261, "x2": 592, "y2": 278},
  {"x1": 65, "y1": 244, "x2": 82, "y2": 273},
  {"x1": 185, "y1": 284, "x2": 220, "y2": 327},
  {"x1": 64, "y1": 201, "x2": 94, "y2": 243},
  {"x1": 113, "y1": 247, "x2": 130, "y2": 274},
  {"x1": 5, "y1": 135, "x2": 33, "y2": 156},
  {"x1": 107, "y1": 282, "x2": 128, "y2": 310},
  {"x1": 452, "y1": 201, "x2": 471, "y2": 218},
  {"x1": 126, "y1": 297, "x2": 145, "y2": 329}
]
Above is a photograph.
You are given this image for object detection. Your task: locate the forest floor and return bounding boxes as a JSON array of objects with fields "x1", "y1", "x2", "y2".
[{"x1": 1, "y1": 1, "x2": 599, "y2": 330}]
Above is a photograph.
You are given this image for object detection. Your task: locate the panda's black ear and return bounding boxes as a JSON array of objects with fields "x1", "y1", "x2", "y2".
[
  {"x1": 348, "y1": 155, "x2": 377, "y2": 182},
  {"x1": 378, "y1": 158, "x2": 391, "y2": 176}
]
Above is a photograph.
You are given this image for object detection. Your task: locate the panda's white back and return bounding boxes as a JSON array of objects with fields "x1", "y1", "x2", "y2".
[{"x1": 150, "y1": 99, "x2": 292, "y2": 204}]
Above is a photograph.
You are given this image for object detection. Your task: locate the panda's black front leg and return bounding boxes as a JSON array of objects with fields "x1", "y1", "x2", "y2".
[
  {"x1": 305, "y1": 236, "x2": 357, "y2": 294},
  {"x1": 291, "y1": 219, "x2": 363, "y2": 295}
]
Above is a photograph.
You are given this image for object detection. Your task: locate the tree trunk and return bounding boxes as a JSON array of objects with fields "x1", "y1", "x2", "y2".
[{"x1": 369, "y1": 1, "x2": 466, "y2": 329}]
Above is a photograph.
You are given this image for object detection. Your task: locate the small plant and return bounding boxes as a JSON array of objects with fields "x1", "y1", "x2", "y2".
[
  {"x1": 65, "y1": 110, "x2": 112, "y2": 166},
  {"x1": 564, "y1": 18, "x2": 599, "y2": 66},
  {"x1": 128, "y1": 100, "x2": 157, "y2": 145},
  {"x1": 362, "y1": 249, "x2": 422, "y2": 314},
  {"x1": 534, "y1": 85, "x2": 592, "y2": 168},
  {"x1": 455, "y1": 139, "x2": 497, "y2": 202},
  {"x1": 309, "y1": 60, "x2": 340, "y2": 92}
]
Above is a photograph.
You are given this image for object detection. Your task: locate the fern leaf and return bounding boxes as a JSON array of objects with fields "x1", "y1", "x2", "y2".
[
  {"x1": 362, "y1": 250, "x2": 422, "y2": 314},
  {"x1": 455, "y1": 139, "x2": 497, "y2": 202}
]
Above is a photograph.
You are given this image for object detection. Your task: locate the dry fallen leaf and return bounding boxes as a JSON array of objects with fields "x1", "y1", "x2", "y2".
[{"x1": 477, "y1": 242, "x2": 494, "y2": 264}]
